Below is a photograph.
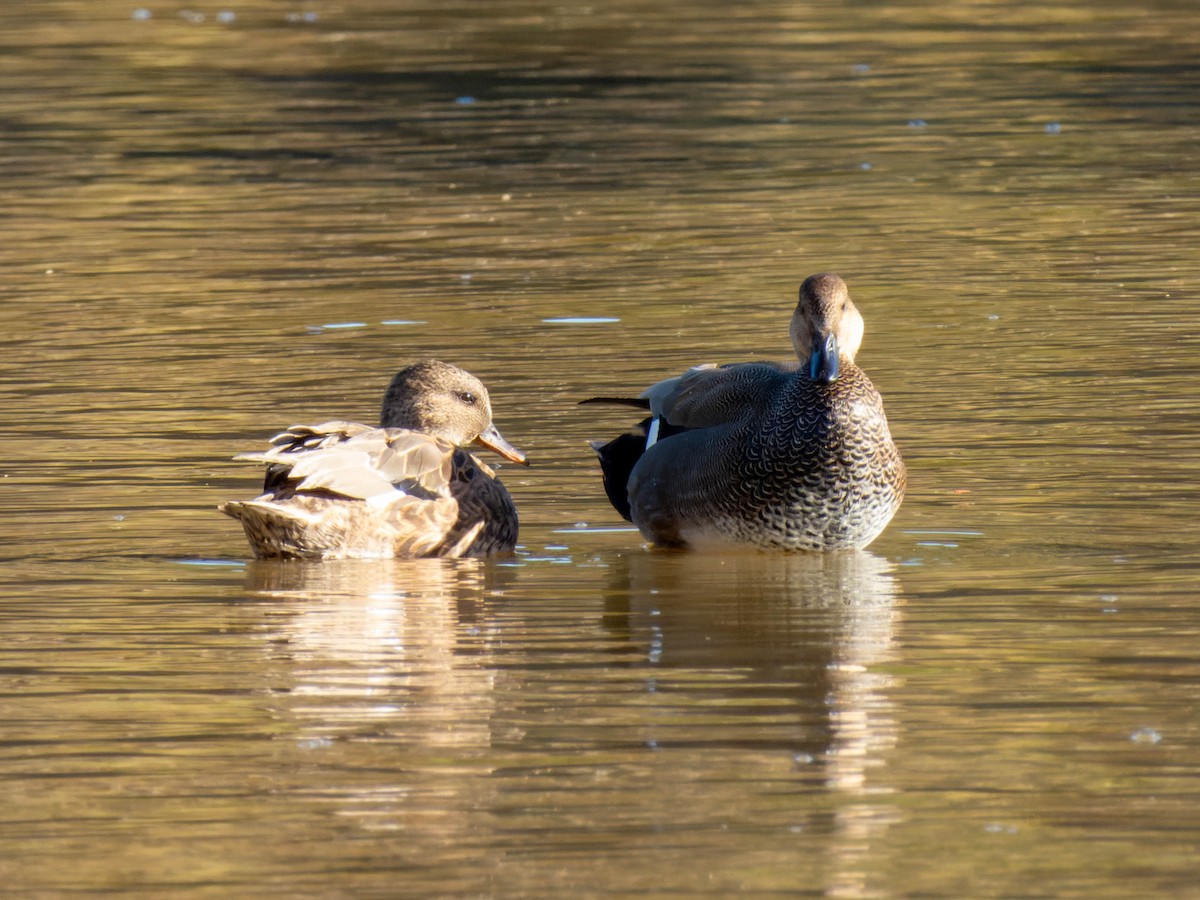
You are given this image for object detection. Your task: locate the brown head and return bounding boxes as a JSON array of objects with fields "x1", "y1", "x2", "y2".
[
  {"x1": 380, "y1": 360, "x2": 528, "y2": 465},
  {"x1": 788, "y1": 273, "x2": 865, "y2": 384}
]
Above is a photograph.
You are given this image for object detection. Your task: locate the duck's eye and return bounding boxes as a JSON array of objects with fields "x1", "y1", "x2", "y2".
[{"x1": 457, "y1": 391, "x2": 477, "y2": 405}]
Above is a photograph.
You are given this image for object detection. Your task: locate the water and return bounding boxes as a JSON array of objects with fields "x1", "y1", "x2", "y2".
[{"x1": 2, "y1": 1, "x2": 1199, "y2": 895}]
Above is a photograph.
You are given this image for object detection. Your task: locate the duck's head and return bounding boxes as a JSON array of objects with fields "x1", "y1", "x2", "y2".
[
  {"x1": 789, "y1": 273, "x2": 865, "y2": 384},
  {"x1": 380, "y1": 360, "x2": 528, "y2": 465}
]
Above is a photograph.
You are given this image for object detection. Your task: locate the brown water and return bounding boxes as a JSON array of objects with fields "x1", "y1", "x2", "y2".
[{"x1": 2, "y1": 0, "x2": 1199, "y2": 896}]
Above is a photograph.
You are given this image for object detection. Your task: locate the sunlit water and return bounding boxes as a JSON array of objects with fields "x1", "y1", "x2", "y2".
[{"x1": 2, "y1": 1, "x2": 1199, "y2": 896}]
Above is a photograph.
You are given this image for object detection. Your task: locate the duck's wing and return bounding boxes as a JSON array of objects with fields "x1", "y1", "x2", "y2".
[
  {"x1": 265, "y1": 420, "x2": 376, "y2": 452},
  {"x1": 231, "y1": 421, "x2": 374, "y2": 492},
  {"x1": 580, "y1": 363, "x2": 787, "y2": 520},
  {"x1": 233, "y1": 425, "x2": 456, "y2": 502},
  {"x1": 640, "y1": 362, "x2": 787, "y2": 429}
]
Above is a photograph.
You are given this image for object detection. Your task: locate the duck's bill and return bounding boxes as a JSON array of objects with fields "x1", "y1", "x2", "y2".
[
  {"x1": 475, "y1": 424, "x2": 530, "y2": 465},
  {"x1": 807, "y1": 333, "x2": 840, "y2": 384}
]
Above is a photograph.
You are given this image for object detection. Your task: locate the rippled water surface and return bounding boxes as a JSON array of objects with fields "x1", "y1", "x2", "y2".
[{"x1": 3, "y1": 1, "x2": 1199, "y2": 896}]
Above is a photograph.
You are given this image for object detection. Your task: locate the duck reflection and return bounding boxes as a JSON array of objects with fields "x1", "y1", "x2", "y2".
[
  {"x1": 238, "y1": 557, "x2": 515, "y2": 749},
  {"x1": 237, "y1": 551, "x2": 900, "y2": 788},
  {"x1": 597, "y1": 550, "x2": 900, "y2": 793},
  {"x1": 230, "y1": 550, "x2": 902, "y2": 892},
  {"x1": 588, "y1": 549, "x2": 902, "y2": 896}
]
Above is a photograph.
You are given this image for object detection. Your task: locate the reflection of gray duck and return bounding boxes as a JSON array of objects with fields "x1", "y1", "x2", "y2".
[
  {"x1": 221, "y1": 360, "x2": 528, "y2": 559},
  {"x1": 585, "y1": 274, "x2": 905, "y2": 551}
]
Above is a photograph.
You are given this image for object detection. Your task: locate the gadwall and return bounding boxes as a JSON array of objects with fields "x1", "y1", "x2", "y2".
[
  {"x1": 220, "y1": 360, "x2": 528, "y2": 559},
  {"x1": 585, "y1": 274, "x2": 905, "y2": 551}
]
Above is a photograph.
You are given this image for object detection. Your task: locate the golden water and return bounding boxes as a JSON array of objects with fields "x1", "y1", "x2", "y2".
[{"x1": 2, "y1": 1, "x2": 1199, "y2": 895}]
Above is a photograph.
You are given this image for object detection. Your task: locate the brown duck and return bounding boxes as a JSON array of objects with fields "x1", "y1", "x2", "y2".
[
  {"x1": 221, "y1": 360, "x2": 527, "y2": 559},
  {"x1": 585, "y1": 274, "x2": 905, "y2": 551}
]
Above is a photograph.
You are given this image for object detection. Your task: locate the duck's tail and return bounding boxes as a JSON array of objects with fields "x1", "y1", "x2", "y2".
[
  {"x1": 580, "y1": 398, "x2": 700, "y2": 523},
  {"x1": 219, "y1": 500, "x2": 322, "y2": 559}
]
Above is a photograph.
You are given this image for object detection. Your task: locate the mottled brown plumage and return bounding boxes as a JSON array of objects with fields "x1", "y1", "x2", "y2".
[
  {"x1": 587, "y1": 274, "x2": 905, "y2": 551},
  {"x1": 220, "y1": 360, "x2": 526, "y2": 560}
]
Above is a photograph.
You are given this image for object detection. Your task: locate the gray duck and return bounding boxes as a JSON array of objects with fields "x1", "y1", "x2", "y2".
[
  {"x1": 585, "y1": 273, "x2": 905, "y2": 551},
  {"x1": 221, "y1": 360, "x2": 527, "y2": 559}
]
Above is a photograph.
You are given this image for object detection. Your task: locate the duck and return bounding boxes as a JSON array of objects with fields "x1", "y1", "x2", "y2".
[
  {"x1": 584, "y1": 273, "x2": 905, "y2": 551},
  {"x1": 220, "y1": 359, "x2": 528, "y2": 560}
]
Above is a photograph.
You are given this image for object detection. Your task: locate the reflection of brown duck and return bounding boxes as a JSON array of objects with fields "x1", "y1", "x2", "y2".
[
  {"x1": 586, "y1": 274, "x2": 906, "y2": 551},
  {"x1": 220, "y1": 360, "x2": 528, "y2": 559}
]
